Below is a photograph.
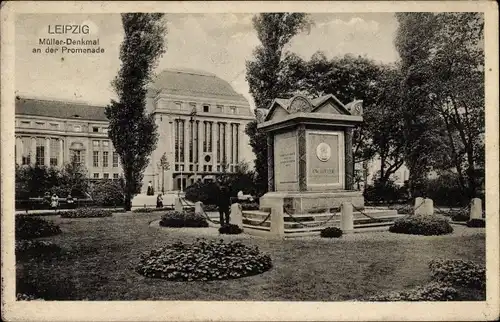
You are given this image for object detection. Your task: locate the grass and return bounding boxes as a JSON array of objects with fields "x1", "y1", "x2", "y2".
[{"x1": 16, "y1": 212, "x2": 485, "y2": 301}]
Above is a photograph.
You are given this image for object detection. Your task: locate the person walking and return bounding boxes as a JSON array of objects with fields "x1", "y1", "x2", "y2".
[
  {"x1": 216, "y1": 180, "x2": 231, "y2": 226},
  {"x1": 50, "y1": 193, "x2": 59, "y2": 211},
  {"x1": 156, "y1": 193, "x2": 163, "y2": 209}
]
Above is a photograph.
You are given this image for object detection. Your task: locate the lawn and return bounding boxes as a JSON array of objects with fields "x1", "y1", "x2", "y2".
[{"x1": 16, "y1": 212, "x2": 486, "y2": 301}]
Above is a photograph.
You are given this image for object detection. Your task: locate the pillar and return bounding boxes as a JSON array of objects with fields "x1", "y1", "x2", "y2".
[
  {"x1": 212, "y1": 121, "x2": 217, "y2": 171},
  {"x1": 45, "y1": 137, "x2": 51, "y2": 166},
  {"x1": 183, "y1": 118, "x2": 189, "y2": 175},
  {"x1": 174, "y1": 197, "x2": 183, "y2": 212},
  {"x1": 340, "y1": 202, "x2": 354, "y2": 233},
  {"x1": 414, "y1": 197, "x2": 425, "y2": 215},
  {"x1": 31, "y1": 137, "x2": 36, "y2": 165},
  {"x1": 59, "y1": 139, "x2": 64, "y2": 166},
  {"x1": 230, "y1": 203, "x2": 243, "y2": 228},
  {"x1": 15, "y1": 137, "x2": 22, "y2": 165},
  {"x1": 269, "y1": 200, "x2": 284, "y2": 238},
  {"x1": 225, "y1": 122, "x2": 230, "y2": 169},
  {"x1": 266, "y1": 132, "x2": 274, "y2": 192},
  {"x1": 470, "y1": 198, "x2": 483, "y2": 220},
  {"x1": 423, "y1": 198, "x2": 434, "y2": 216},
  {"x1": 297, "y1": 124, "x2": 307, "y2": 191},
  {"x1": 344, "y1": 128, "x2": 354, "y2": 190},
  {"x1": 198, "y1": 120, "x2": 204, "y2": 176}
]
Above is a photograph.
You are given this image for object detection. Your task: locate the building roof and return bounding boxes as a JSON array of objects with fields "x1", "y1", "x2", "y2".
[
  {"x1": 15, "y1": 97, "x2": 107, "y2": 121},
  {"x1": 151, "y1": 69, "x2": 248, "y2": 103}
]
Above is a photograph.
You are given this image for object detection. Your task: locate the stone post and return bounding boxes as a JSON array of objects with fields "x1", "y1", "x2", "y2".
[
  {"x1": 414, "y1": 197, "x2": 425, "y2": 215},
  {"x1": 266, "y1": 133, "x2": 274, "y2": 192},
  {"x1": 269, "y1": 200, "x2": 284, "y2": 238},
  {"x1": 174, "y1": 197, "x2": 183, "y2": 212},
  {"x1": 194, "y1": 201, "x2": 203, "y2": 214},
  {"x1": 340, "y1": 202, "x2": 354, "y2": 233},
  {"x1": 470, "y1": 198, "x2": 483, "y2": 220},
  {"x1": 344, "y1": 128, "x2": 354, "y2": 190},
  {"x1": 230, "y1": 203, "x2": 243, "y2": 228},
  {"x1": 423, "y1": 198, "x2": 434, "y2": 216}
]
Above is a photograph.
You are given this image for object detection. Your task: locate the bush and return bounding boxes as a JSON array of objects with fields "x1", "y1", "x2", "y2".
[
  {"x1": 320, "y1": 227, "x2": 343, "y2": 238},
  {"x1": 422, "y1": 173, "x2": 469, "y2": 207},
  {"x1": 203, "y1": 204, "x2": 218, "y2": 212},
  {"x1": 184, "y1": 181, "x2": 219, "y2": 205},
  {"x1": 466, "y1": 218, "x2": 485, "y2": 228},
  {"x1": 449, "y1": 208, "x2": 470, "y2": 221},
  {"x1": 132, "y1": 207, "x2": 156, "y2": 213},
  {"x1": 16, "y1": 216, "x2": 62, "y2": 240},
  {"x1": 136, "y1": 239, "x2": 272, "y2": 281},
  {"x1": 368, "y1": 282, "x2": 458, "y2": 301},
  {"x1": 240, "y1": 202, "x2": 259, "y2": 211},
  {"x1": 388, "y1": 203, "x2": 413, "y2": 215},
  {"x1": 159, "y1": 211, "x2": 208, "y2": 228},
  {"x1": 363, "y1": 179, "x2": 408, "y2": 204},
  {"x1": 389, "y1": 215, "x2": 453, "y2": 236},
  {"x1": 60, "y1": 208, "x2": 113, "y2": 218},
  {"x1": 429, "y1": 259, "x2": 485, "y2": 289},
  {"x1": 90, "y1": 179, "x2": 124, "y2": 207},
  {"x1": 219, "y1": 224, "x2": 243, "y2": 235}
]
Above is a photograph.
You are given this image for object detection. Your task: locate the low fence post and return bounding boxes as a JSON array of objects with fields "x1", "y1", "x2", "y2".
[
  {"x1": 270, "y1": 201, "x2": 284, "y2": 238},
  {"x1": 423, "y1": 198, "x2": 434, "y2": 216},
  {"x1": 174, "y1": 197, "x2": 183, "y2": 212},
  {"x1": 340, "y1": 202, "x2": 354, "y2": 234},
  {"x1": 470, "y1": 198, "x2": 482, "y2": 220},
  {"x1": 230, "y1": 203, "x2": 243, "y2": 228},
  {"x1": 414, "y1": 197, "x2": 425, "y2": 215},
  {"x1": 194, "y1": 201, "x2": 203, "y2": 214}
]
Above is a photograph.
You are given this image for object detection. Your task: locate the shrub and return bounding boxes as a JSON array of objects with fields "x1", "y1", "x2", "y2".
[
  {"x1": 368, "y1": 282, "x2": 458, "y2": 301},
  {"x1": 389, "y1": 215, "x2": 453, "y2": 236},
  {"x1": 136, "y1": 239, "x2": 272, "y2": 281},
  {"x1": 203, "y1": 204, "x2": 218, "y2": 212},
  {"x1": 240, "y1": 202, "x2": 259, "y2": 211},
  {"x1": 363, "y1": 179, "x2": 408, "y2": 204},
  {"x1": 429, "y1": 259, "x2": 485, "y2": 289},
  {"x1": 219, "y1": 224, "x2": 243, "y2": 235},
  {"x1": 59, "y1": 208, "x2": 113, "y2": 218},
  {"x1": 90, "y1": 179, "x2": 124, "y2": 207},
  {"x1": 320, "y1": 227, "x2": 343, "y2": 238},
  {"x1": 466, "y1": 218, "x2": 485, "y2": 228},
  {"x1": 388, "y1": 204, "x2": 413, "y2": 215},
  {"x1": 16, "y1": 216, "x2": 62, "y2": 240},
  {"x1": 449, "y1": 209, "x2": 470, "y2": 222},
  {"x1": 184, "y1": 181, "x2": 219, "y2": 205},
  {"x1": 159, "y1": 211, "x2": 208, "y2": 228},
  {"x1": 422, "y1": 172, "x2": 469, "y2": 207},
  {"x1": 132, "y1": 207, "x2": 156, "y2": 213}
]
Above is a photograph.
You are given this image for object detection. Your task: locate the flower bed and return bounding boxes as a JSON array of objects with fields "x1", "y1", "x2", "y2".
[
  {"x1": 466, "y1": 218, "x2": 485, "y2": 228},
  {"x1": 136, "y1": 239, "x2": 272, "y2": 281},
  {"x1": 60, "y1": 208, "x2": 113, "y2": 218},
  {"x1": 389, "y1": 215, "x2": 453, "y2": 236},
  {"x1": 368, "y1": 282, "x2": 458, "y2": 301},
  {"x1": 219, "y1": 224, "x2": 243, "y2": 235},
  {"x1": 429, "y1": 259, "x2": 485, "y2": 289},
  {"x1": 16, "y1": 215, "x2": 62, "y2": 240},
  {"x1": 159, "y1": 211, "x2": 208, "y2": 228},
  {"x1": 320, "y1": 227, "x2": 343, "y2": 238}
]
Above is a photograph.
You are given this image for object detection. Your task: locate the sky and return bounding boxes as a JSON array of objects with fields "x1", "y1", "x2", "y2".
[{"x1": 15, "y1": 13, "x2": 399, "y2": 108}]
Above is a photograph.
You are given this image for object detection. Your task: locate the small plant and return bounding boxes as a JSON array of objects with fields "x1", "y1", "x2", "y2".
[
  {"x1": 219, "y1": 224, "x2": 243, "y2": 235},
  {"x1": 159, "y1": 211, "x2": 208, "y2": 228},
  {"x1": 466, "y1": 218, "x2": 485, "y2": 228},
  {"x1": 320, "y1": 227, "x2": 343, "y2": 238},
  {"x1": 429, "y1": 259, "x2": 485, "y2": 289},
  {"x1": 15, "y1": 216, "x2": 62, "y2": 240},
  {"x1": 368, "y1": 282, "x2": 458, "y2": 301},
  {"x1": 60, "y1": 208, "x2": 113, "y2": 218},
  {"x1": 389, "y1": 215, "x2": 453, "y2": 236},
  {"x1": 136, "y1": 239, "x2": 272, "y2": 281}
]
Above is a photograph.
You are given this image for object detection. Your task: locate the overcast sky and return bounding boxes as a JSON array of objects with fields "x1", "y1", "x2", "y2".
[{"x1": 15, "y1": 13, "x2": 399, "y2": 108}]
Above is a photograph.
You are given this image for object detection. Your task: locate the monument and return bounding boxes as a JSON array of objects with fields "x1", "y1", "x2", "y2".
[{"x1": 256, "y1": 94, "x2": 365, "y2": 214}]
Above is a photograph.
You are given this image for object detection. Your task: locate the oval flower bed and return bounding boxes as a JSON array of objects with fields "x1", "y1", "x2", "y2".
[
  {"x1": 16, "y1": 215, "x2": 62, "y2": 240},
  {"x1": 389, "y1": 214, "x2": 453, "y2": 236},
  {"x1": 136, "y1": 239, "x2": 272, "y2": 281},
  {"x1": 159, "y1": 210, "x2": 208, "y2": 228},
  {"x1": 60, "y1": 208, "x2": 113, "y2": 218}
]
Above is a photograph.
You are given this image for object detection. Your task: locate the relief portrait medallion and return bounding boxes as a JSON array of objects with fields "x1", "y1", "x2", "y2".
[{"x1": 316, "y1": 142, "x2": 331, "y2": 162}]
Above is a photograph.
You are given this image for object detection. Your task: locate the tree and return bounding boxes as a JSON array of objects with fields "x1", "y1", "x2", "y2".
[
  {"x1": 245, "y1": 13, "x2": 310, "y2": 196},
  {"x1": 395, "y1": 12, "x2": 484, "y2": 199},
  {"x1": 105, "y1": 13, "x2": 167, "y2": 210}
]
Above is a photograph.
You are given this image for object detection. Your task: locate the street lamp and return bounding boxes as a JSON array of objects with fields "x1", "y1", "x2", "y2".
[{"x1": 157, "y1": 152, "x2": 170, "y2": 194}]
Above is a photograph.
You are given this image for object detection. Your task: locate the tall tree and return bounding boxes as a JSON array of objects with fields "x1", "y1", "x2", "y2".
[
  {"x1": 395, "y1": 12, "x2": 484, "y2": 198},
  {"x1": 105, "y1": 13, "x2": 167, "y2": 210},
  {"x1": 245, "y1": 13, "x2": 310, "y2": 196}
]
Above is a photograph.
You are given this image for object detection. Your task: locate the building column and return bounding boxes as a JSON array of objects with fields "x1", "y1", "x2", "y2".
[
  {"x1": 15, "y1": 137, "x2": 22, "y2": 165},
  {"x1": 225, "y1": 122, "x2": 230, "y2": 170},
  {"x1": 197, "y1": 120, "x2": 203, "y2": 176},
  {"x1": 31, "y1": 137, "x2": 36, "y2": 165},
  {"x1": 59, "y1": 139, "x2": 64, "y2": 167},
  {"x1": 183, "y1": 118, "x2": 189, "y2": 177},
  {"x1": 266, "y1": 132, "x2": 274, "y2": 192},
  {"x1": 344, "y1": 127, "x2": 354, "y2": 190},
  {"x1": 211, "y1": 121, "x2": 217, "y2": 171},
  {"x1": 45, "y1": 137, "x2": 51, "y2": 166}
]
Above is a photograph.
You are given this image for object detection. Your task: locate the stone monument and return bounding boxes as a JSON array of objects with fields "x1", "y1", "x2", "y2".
[{"x1": 257, "y1": 94, "x2": 364, "y2": 214}]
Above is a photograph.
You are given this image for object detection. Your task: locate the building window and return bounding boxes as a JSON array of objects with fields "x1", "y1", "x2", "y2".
[
  {"x1": 21, "y1": 121, "x2": 30, "y2": 127},
  {"x1": 70, "y1": 150, "x2": 84, "y2": 165},
  {"x1": 93, "y1": 151, "x2": 99, "y2": 167},
  {"x1": 217, "y1": 105, "x2": 223, "y2": 113},
  {"x1": 103, "y1": 151, "x2": 109, "y2": 167},
  {"x1": 92, "y1": 127, "x2": 99, "y2": 133},
  {"x1": 175, "y1": 102, "x2": 182, "y2": 110},
  {"x1": 102, "y1": 141, "x2": 109, "y2": 148},
  {"x1": 175, "y1": 119, "x2": 185, "y2": 163},
  {"x1": 222, "y1": 123, "x2": 227, "y2": 164},
  {"x1": 93, "y1": 140, "x2": 100, "y2": 148},
  {"x1": 74, "y1": 125, "x2": 82, "y2": 132},
  {"x1": 203, "y1": 104, "x2": 209, "y2": 113},
  {"x1": 35, "y1": 138, "x2": 45, "y2": 166},
  {"x1": 103, "y1": 173, "x2": 109, "y2": 179},
  {"x1": 189, "y1": 121, "x2": 194, "y2": 163},
  {"x1": 36, "y1": 122, "x2": 45, "y2": 129},
  {"x1": 217, "y1": 123, "x2": 221, "y2": 163},
  {"x1": 113, "y1": 173, "x2": 119, "y2": 179},
  {"x1": 50, "y1": 123, "x2": 59, "y2": 130},
  {"x1": 229, "y1": 106, "x2": 237, "y2": 114},
  {"x1": 22, "y1": 137, "x2": 31, "y2": 165},
  {"x1": 208, "y1": 122, "x2": 213, "y2": 152},
  {"x1": 194, "y1": 121, "x2": 199, "y2": 164},
  {"x1": 50, "y1": 138, "x2": 59, "y2": 166},
  {"x1": 94, "y1": 173, "x2": 99, "y2": 179},
  {"x1": 113, "y1": 152, "x2": 118, "y2": 167},
  {"x1": 235, "y1": 124, "x2": 239, "y2": 163}
]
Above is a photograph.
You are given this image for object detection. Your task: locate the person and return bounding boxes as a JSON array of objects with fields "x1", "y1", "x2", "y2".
[
  {"x1": 156, "y1": 193, "x2": 163, "y2": 209},
  {"x1": 147, "y1": 181, "x2": 153, "y2": 195},
  {"x1": 50, "y1": 193, "x2": 59, "y2": 211},
  {"x1": 66, "y1": 193, "x2": 75, "y2": 209},
  {"x1": 216, "y1": 180, "x2": 231, "y2": 226}
]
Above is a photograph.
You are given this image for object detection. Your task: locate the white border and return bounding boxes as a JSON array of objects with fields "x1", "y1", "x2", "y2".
[{"x1": 306, "y1": 130, "x2": 345, "y2": 189}]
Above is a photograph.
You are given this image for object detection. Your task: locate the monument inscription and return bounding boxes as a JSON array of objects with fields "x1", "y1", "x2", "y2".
[{"x1": 274, "y1": 131, "x2": 298, "y2": 190}]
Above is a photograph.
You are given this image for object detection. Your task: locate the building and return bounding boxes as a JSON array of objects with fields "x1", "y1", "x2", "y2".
[{"x1": 14, "y1": 68, "x2": 255, "y2": 193}]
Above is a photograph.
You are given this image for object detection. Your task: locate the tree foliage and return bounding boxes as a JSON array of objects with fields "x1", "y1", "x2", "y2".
[
  {"x1": 105, "y1": 13, "x2": 167, "y2": 210},
  {"x1": 395, "y1": 12, "x2": 484, "y2": 198}
]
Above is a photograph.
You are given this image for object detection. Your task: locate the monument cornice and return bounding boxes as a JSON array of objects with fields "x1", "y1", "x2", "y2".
[{"x1": 257, "y1": 112, "x2": 363, "y2": 132}]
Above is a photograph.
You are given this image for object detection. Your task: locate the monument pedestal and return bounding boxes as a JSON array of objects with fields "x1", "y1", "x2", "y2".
[{"x1": 260, "y1": 190, "x2": 364, "y2": 214}]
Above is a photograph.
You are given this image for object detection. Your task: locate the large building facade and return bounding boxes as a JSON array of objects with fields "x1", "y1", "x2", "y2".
[{"x1": 15, "y1": 68, "x2": 255, "y2": 193}]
